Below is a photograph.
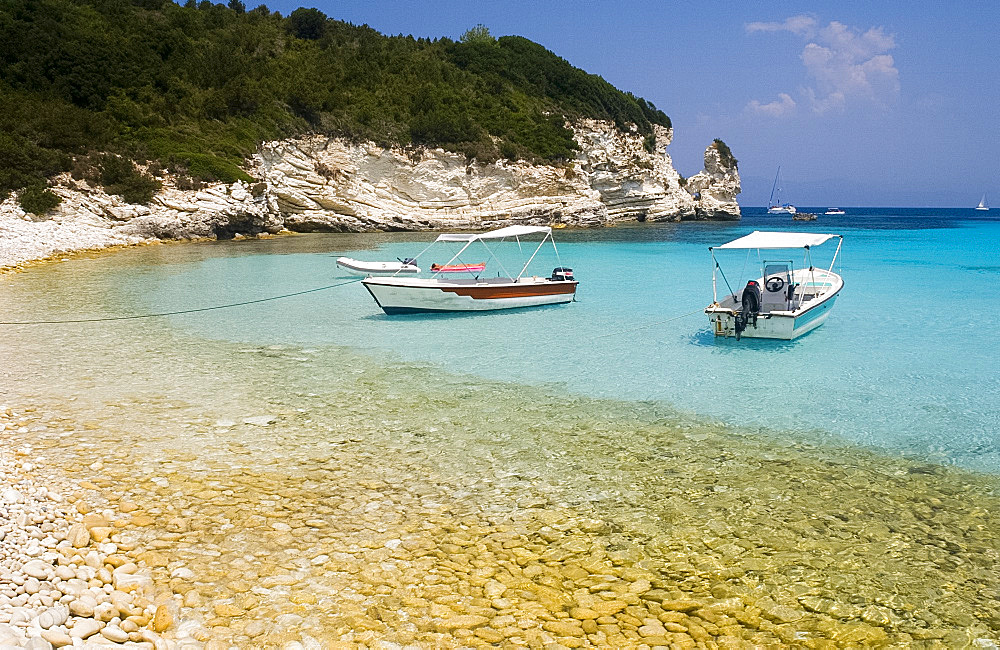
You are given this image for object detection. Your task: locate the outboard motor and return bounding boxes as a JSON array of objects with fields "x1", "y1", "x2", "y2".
[
  {"x1": 551, "y1": 267, "x2": 574, "y2": 281},
  {"x1": 734, "y1": 280, "x2": 761, "y2": 340},
  {"x1": 398, "y1": 257, "x2": 417, "y2": 266}
]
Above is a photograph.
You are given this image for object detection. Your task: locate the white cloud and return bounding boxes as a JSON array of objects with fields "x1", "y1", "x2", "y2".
[
  {"x1": 747, "y1": 16, "x2": 900, "y2": 114},
  {"x1": 745, "y1": 15, "x2": 817, "y2": 36},
  {"x1": 746, "y1": 93, "x2": 797, "y2": 118}
]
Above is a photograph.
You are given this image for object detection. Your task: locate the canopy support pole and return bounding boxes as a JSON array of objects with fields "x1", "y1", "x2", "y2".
[
  {"x1": 437, "y1": 241, "x2": 476, "y2": 277},
  {"x1": 516, "y1": 234, "x2": 549, "y2": 280},
  {"x1": 393, "y1": 239, "x2": 438, "y2": 276},
  {"x1": 478, "y1": 240, "x2": 512, "y2": 278},
  {"x1": 828, "y1": 236, "x2": 843, "y2": 272},
  {"x1": 710, "y1": 248, "x2": 718, "y2": 303}
]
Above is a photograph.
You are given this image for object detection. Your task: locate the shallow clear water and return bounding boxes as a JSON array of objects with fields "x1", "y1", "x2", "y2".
[
  {"x1": 132, "y1": 208, "x2": 1000, "y2": 472},
  {"x1": 3, "y1": 209, "x2": 1000, "y2": 646}
]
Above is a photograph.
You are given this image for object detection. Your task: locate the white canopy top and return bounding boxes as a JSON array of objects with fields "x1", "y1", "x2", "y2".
[
  {"x1": 435, "y1": 225, "x2": 552, "y2": 243},
  {"x1": 715, "y1": 230, "x2": 839, "y2": 250}
]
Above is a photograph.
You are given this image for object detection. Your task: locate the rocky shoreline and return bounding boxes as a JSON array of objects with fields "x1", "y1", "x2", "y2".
[
  {"x1": 1, "y1": 120, "x2": 740, "y2": 271},
  {"x1": 1, "y1": 408, "x2": 176, "y2": 648}
]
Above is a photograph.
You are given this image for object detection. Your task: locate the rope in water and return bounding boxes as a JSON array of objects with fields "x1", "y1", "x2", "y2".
[
  {"x1": 2, "y1": 274, "x2": 702, "y2": 338},
  {"x1": 591, "y1": 307, "x2": 704, "y2": 339},
  {"x1": 0, "y1": 278, "x2": 363, "y2": 326}
]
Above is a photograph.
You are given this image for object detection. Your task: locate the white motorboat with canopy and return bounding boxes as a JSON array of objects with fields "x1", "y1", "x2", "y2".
[
  {"x1": 706, "y1": 231, "x2": 843, "y2": 340},
  {"x1": 362, "y1": 225, "x2": 577, "y2": 313}
]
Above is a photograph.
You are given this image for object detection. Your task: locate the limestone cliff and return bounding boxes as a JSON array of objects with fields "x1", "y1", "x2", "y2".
[
  {"x1": 260, "y1": 119, "x2": 739, "y2": 231},
  {"x1": 0, "y1": 120, "x2": 741, "y2": 268},
  {"x1": 683, "y1": 141, "x2": 741, "y2": 220}
]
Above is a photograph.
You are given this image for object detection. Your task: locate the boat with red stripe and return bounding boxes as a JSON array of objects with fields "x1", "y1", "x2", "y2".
[{"x1": 362, "y1": 225, "x2": 577, "y2": 313}]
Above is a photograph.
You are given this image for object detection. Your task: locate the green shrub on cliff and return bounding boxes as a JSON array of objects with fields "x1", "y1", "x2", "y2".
[
  {"x1": 18, "y1": 185, "x2": 62, "y2": 215},
  {"x1": 713, "y1": 139, "x2": 738, "y2": 170},
  {"x1": 95, "y1": 155, "x2": 162, "y2": 204},
  {"x1": 0, "y1": 0, "x2": 671, "y2": 201}
]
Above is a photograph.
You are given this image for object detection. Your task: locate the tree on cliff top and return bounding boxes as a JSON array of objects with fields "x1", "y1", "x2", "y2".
[
  {"x1": 460, "y1": 24, "x2": 495, "y2": 45},
  {"x1": 286, "y1": 7, "x2": 327, "y2": 40}
]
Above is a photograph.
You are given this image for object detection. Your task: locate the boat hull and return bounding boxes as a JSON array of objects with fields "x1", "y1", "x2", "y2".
[
  {"x1": 708, "y1": 292, "x2": 839, "y2": 339},
  {"x1": 363, "y1": 277, "x2": 578, "y2": 313}
]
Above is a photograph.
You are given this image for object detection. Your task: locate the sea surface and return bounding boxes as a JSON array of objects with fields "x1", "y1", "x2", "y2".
[
  {"x1": 143, "y1": 206, "x2": 999, "y2": 472},
  {"x1": 2, "y1": 206, "x2": 999, "y2": 646}
]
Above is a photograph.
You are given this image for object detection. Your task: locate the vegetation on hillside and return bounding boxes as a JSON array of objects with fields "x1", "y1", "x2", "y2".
[{"x1": 0, "y1": 0, "x2": 671, "y2": 212}]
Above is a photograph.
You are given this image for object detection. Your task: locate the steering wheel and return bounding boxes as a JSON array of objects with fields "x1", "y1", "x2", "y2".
[{"x1": 764, "y1": 276, "x2": 785, "y2": 292}]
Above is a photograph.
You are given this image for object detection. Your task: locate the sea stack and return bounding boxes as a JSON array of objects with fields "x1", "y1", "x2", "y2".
[{"x1": 684, "y1": 140, "x2": 742, "y2": 220}]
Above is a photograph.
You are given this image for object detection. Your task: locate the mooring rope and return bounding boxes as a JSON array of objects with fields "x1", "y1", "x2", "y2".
[
  {"x1": 2, "y1": 273, "x2": 702, "y2": 340},
  {"x1": 591, "y1": 307, "x2": 704, "y2": 340},
  {"x1": 0, "y1": 278, "x2": 363, "y2": 326}
]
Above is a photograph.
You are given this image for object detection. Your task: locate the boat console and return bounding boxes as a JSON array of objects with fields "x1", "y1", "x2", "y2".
[{"x1": 761, "y1": 262, "x2": 792, "y2": 313}]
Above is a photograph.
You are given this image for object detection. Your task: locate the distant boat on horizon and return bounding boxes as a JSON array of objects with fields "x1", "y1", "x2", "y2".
[
  {"x1": 976, "y1": 194, "x2": 989, "y2": 211},
  {"x1": 767, "y1": 167, "x2": 797, "y2": 215},
  {"x1": 825, "y1": 208, "x2": 846, "y2": 215}
]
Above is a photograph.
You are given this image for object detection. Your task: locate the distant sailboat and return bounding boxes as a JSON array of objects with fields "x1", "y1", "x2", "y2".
[
  {"x1": 976, "y1": 194, "x2": 989, "y2": 211},
  {"x1": 767, "y1": 167, "x2": 797, "y2": 215}
]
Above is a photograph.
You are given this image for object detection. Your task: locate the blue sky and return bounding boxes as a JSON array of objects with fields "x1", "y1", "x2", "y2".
[{"x1": 249, "y1": 0, "x2": 1000, "y2": 207}]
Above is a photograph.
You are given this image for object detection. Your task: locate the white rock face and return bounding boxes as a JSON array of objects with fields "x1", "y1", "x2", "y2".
[
  {"x1": 571, "y1": 120, "x2": 696, "y2": 222},
  {"x1": 259, "y1": 134, "x2": 606, "y2": 232},
  {"x1": 259, "y1": 119, "x2": 739, "y2": 231},
  {"x1": 683, "y1": 143, "x2": 742, "y2": 219},
  {"x1": 0, "y1": 175, "x2": 281, "y2": 269},
  {"x1": 0, "y1": 120, "x2": 740, "y2": 269}
]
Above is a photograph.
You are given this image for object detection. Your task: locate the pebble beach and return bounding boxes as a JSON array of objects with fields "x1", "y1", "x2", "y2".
[{"x1": 1, "y1": 408, "x2": 172, "y2": 648}]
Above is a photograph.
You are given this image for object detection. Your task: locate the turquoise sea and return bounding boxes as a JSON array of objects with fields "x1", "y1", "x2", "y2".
[
  {"x1": 3, "y1": 207, "x2": 1000, "y2": 646},
  {"x1": 145, "y1": 207, "x2": 1000, "y2": 472}
]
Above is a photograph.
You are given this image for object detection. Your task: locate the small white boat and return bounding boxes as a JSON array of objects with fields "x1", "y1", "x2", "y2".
[
  {"x1": 706, "y1": 231, "x2": 843, "y2": 340},
  {"x1": 336, "y1": 257, "x2": 420, "y2": 276},
  {"x1": 976, "y1": 194, "x2": 989, "y2": 211},
  {"x1": 825, "y1": 208, "x2": 845, "y2": 215},
  {"x1": 766, "y1": 167, "x2": 796, "y2": 215},
  {"x1": 362, "y1": 225, "x2": 577, "y2": 313}
]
